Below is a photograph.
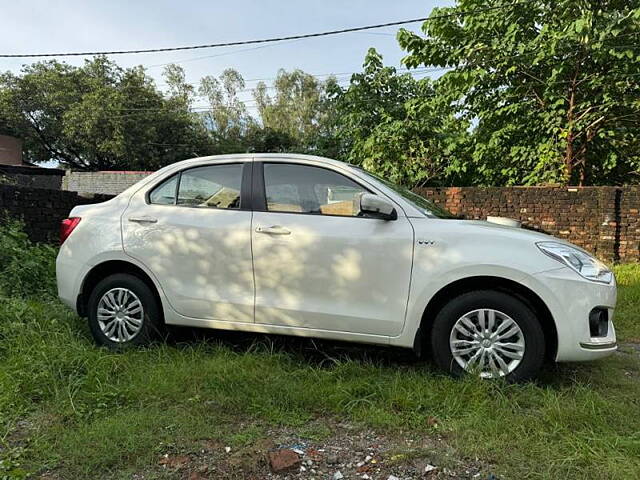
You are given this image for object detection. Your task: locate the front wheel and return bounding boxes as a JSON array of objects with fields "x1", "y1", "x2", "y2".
[
  {"x1": 87, "y1": 273, "x2": 163, "y2": 349},
  {"x1": 430, "y1": 290, "x2": 545, "y2": 382}
]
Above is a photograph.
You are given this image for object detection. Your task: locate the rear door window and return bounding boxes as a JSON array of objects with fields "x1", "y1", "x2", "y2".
[
  {"x1": 149, "y1": 164, "x2": 243, "y2": 209},
  {"x1": 177, "y1": 164, "x2": 242, "y2": 209}
]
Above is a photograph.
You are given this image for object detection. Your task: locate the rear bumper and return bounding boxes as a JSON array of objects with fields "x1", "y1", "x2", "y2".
[
  {"x1": 529, "y1": 267, "x2": 617, "y2": 362},
  {"x1": 56, "y1": 254, "x2": 84, "y2": 314}
]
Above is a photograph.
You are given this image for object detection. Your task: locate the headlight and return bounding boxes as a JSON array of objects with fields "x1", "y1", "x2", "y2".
[{"x1": 536, "y1": 242, "x2": 613, "y2": 284}]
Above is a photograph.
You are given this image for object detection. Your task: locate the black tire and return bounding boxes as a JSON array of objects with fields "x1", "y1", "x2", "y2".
[
  {"x1": 87, "y1": 273, "x2": 163, "y2": 349},
  {"x1": 430, "y1": 290, "x2": 545, "y2": 382}
]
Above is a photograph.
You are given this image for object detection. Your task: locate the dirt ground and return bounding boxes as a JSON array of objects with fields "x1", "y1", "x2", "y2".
[{"x1": 138, "y1": 419, "x2": 492, "y2": 480}]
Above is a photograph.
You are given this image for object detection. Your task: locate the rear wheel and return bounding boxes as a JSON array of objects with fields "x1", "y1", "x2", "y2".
[
  {"x1": 430, "y1": 290, "x2": 545, "y2": 382},
  {"x1": 87, "y1": 273, "x2": 162, "y2": 349}
]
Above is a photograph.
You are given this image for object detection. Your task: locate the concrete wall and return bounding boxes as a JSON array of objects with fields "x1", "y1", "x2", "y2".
[{"x1": 63, "y1": 171, "x2": 152, "y2": 195}]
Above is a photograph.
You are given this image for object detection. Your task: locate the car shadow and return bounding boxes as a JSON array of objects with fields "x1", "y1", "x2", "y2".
[
  {"x1": 161, "y1": 325, "x2": 612, "y2": 388},
  {"x1": 163, "y1": 325, "x2": 424, "y2": 369}
]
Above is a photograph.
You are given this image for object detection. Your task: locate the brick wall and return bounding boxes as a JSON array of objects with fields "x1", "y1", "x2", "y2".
[
  {"x1": 1, "y1": 183, "x2": 639, "y2": 263},
  {"x1": 0, "y1": 164, "x2": 65, "y2": 190},
  {"x1": 63, "y1": 171, "x2": 151, "y2": 195},
  {"x1": 0, "y1": 185, "x2": 113, "y2": 244},
  {"x1": 619, "y1": 187, "x2": 640, "y2": 262},
  {"x1": 415, "y1": 186, "x2": 640, "y2": 263}
]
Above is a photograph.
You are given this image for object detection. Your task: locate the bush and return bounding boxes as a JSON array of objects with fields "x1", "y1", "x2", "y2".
[{"x1": 0, "y1": 217, "x2": 57, "y2": 298}]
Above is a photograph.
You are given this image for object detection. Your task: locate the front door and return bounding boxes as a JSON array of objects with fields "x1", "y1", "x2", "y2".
[
  {"x1": 251, "y1": 162, "x2": 414, "y2": 336},
  {"x1": 122, "y1": 162, "x2": 254, "y2": 322}
]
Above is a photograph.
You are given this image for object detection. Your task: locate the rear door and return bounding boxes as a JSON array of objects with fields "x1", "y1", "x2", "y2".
[
  {"x1": 251, "y1": 161, "x2": 414, "y2": 336},
  {"x1": 122, "y1": 160, "x2": 254, "y2": 322}
]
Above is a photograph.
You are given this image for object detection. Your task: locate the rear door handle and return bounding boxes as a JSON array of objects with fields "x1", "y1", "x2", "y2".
[
  {"x1": 128, "y1": 216, "x2": 158, "y2": 224},
  {"x1": 255, "y1": 225, "x2": 291, "y2": 235}
]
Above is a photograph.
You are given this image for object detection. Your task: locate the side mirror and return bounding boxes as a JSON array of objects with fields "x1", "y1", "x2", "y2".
[{"x1": 358, "y1": 193, "x2": 398, "y2": 221}]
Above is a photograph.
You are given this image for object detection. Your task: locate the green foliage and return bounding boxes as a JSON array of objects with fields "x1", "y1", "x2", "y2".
[
  {"x1": 199, "y1": 68, "x2": 253, "y2": 147},
  {"x1": 0, "y1": 58, "x2": 214, "y2": 170},
  {"x1": 253, "y1": 69, "x2": 334, "y2": 152},
  {"x1": 330, "y1": 49, "x2": 471, "y2": 187},
  {"x1": 0, "y1": 174, "x2": 16, "y2": 186},
  {"x1": 0, "y1": 218, "x2": 56, "y2": 298},
  {"x1": 612, "y1": 263, "x2": 640, "y2": 340},
  {"x1": 242, "y1": 126, "x2": 297, "y2": 153},
  {"x1": 0, "y1": 448, "x2": 29, "y2": 480},
  {"x1": 398, "y1": 0, "x2": 640, "y2": 185}
]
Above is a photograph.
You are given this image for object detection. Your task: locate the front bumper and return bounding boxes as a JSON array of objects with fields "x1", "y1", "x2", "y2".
[
  {"x1": 579, "y1": 340, "x2": 618, "y2": 351},
  {"x1": 529, "y1": 267, "x2": 617, "y2": 362}
]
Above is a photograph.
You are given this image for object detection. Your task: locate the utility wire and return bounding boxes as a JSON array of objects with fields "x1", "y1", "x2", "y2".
[
  {"x1": 0, "y1": 1, "x2": 536, "y2": 58},
  {"x1": 98, "y1": 68, "x2": 640, "y2": 118},
  {"x1": 146, "y1": 39, "x2": 305, "y2": 69},
  {"x1": 151, "y1": 66, "x2": 450, "y2": 90}
]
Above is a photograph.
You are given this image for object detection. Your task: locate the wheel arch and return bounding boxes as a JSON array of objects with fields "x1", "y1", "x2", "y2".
[
  {"x1": 416, "y1": 276, "x2": 558, "y2": 361},
  {"x1": 77, "y1": 260, "x2": 164, "y2": 321}
]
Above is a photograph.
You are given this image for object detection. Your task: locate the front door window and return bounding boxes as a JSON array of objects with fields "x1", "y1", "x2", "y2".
[{"x1": 263, "y1": 163, "x2": 368, "y2": 217}]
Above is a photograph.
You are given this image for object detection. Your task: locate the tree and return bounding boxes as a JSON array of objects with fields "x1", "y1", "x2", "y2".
[
  {"x1": 331, "y1": 49, "x2": 470, "y2": 187},
  {"x1": 163, "y1": 64, "x2": 196, "y2": 108},
  {"x1": 199, "y1": 68, "x2": 253, "y2": 152},
  {"x1": 0, "y1": 57, "x2": 213, "y2": 170},
  {"x1": 399, "y1": 0, "x2": 640, "y2": 185},
  {"x1": 242, "y1": 126, "x2": 297, "y2": 153},
  {"x1": 253, "y1": 69, "x2": 334, "y2": 152}
]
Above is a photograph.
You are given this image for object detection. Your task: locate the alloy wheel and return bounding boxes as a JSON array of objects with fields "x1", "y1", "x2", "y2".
[
  {"x1": 96, "y1": 287, "x2": 145, "y2": 343},
  {"x1": 449, "y1": 308, "x2": 526, "y2": 378}
]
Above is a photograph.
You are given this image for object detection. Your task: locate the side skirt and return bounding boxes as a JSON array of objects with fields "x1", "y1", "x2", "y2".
[{"x1": 165, "y1": 313, "x2": 392, "y2": 346}]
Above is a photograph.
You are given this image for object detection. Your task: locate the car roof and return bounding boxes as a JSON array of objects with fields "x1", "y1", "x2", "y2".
[
  {"x1": 128, "y1": 153, "x2": 361, "y2": 195},
  {"x1": 180, "y1": 153, "x2": 350, "y2": 169}
]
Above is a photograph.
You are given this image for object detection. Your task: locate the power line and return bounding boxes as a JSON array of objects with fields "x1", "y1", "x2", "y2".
[
  {"x1": 92, "y1": 68, "x2": 640, "y2": 119},
  {"x1": 147, "y1": 31, "x2": 400, "y2": 69},
  {"x1": 0, "y1": 1, "x2": 536, "y2": 58},
  {"x1": 243, "y1": 66, "x2": 450, "y2": 83},
  {"x1": 145, "y1": 38, "x2": 640, "y2": 92},
  {"x1": 42, "y1": 57, "x2": 640, "y2": 119},
  {"x1": 146, "y1": 39, "x2": 305, "y2": 69},
  {"x1": 152, "y1": 66, "x2": 450, "y2": 90}
]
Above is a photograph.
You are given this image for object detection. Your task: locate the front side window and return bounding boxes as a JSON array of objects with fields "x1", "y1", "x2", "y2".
[
  {"x1": 263, "y1": 163, "x2": 368, "y2": 217},
  {"x1": 149, "y1": 164, "x2": 242, "y2": 209}
]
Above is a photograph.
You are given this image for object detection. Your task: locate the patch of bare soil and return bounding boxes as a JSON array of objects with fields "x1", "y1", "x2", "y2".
[
  {"x1": 617, "y1": 343, "x2": 640, "y2": 381},
  {"x1": 145, "y1": 420, "x2": 494, "y2": 480},
  {"x1": 619, "y1": 342, "x2": 640, "y2": 354}
]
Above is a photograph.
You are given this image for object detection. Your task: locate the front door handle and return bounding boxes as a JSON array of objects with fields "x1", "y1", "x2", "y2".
[
  {"x1": 255, "y1": 225, "x2": 291, "y2": 235},
  {"x1": 128, "y1": 216, "x2": 158, "y2": 224}
]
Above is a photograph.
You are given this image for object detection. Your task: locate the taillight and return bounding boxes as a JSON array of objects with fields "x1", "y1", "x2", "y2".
[{"x1": 60, "y1": 217, "x2": 81, "y2": 244}]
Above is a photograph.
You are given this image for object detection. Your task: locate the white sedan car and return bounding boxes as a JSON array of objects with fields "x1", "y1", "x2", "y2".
[{"x1": 56, "y1": 154, "x2": 617, "y2": 381}]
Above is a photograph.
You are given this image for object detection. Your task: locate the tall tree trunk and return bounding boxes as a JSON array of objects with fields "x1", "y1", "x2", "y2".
[{"x1": 564, "y1": 87, "x2": 576, "y2": 184}]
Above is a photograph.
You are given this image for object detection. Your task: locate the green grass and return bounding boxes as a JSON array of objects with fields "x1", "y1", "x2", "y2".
[
  {"x1": 613, "y1": 263, "x2": 640, "y2": 341},
  {"x1": 0, "y1": 221, "x2": 639, "y2": 479}
]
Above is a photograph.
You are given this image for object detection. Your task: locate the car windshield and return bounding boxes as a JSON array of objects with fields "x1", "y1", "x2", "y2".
[{"x1": 359, "y1": 170, "x2": 455, "y2": 219}]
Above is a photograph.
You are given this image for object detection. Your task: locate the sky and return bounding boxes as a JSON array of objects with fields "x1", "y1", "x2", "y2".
[
  {"x1": 0, "y1": 0, "x2": 453, "y2": 107},
  {"x1": 1, "y1": 0, "x2": 454, "y2": 167}
]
